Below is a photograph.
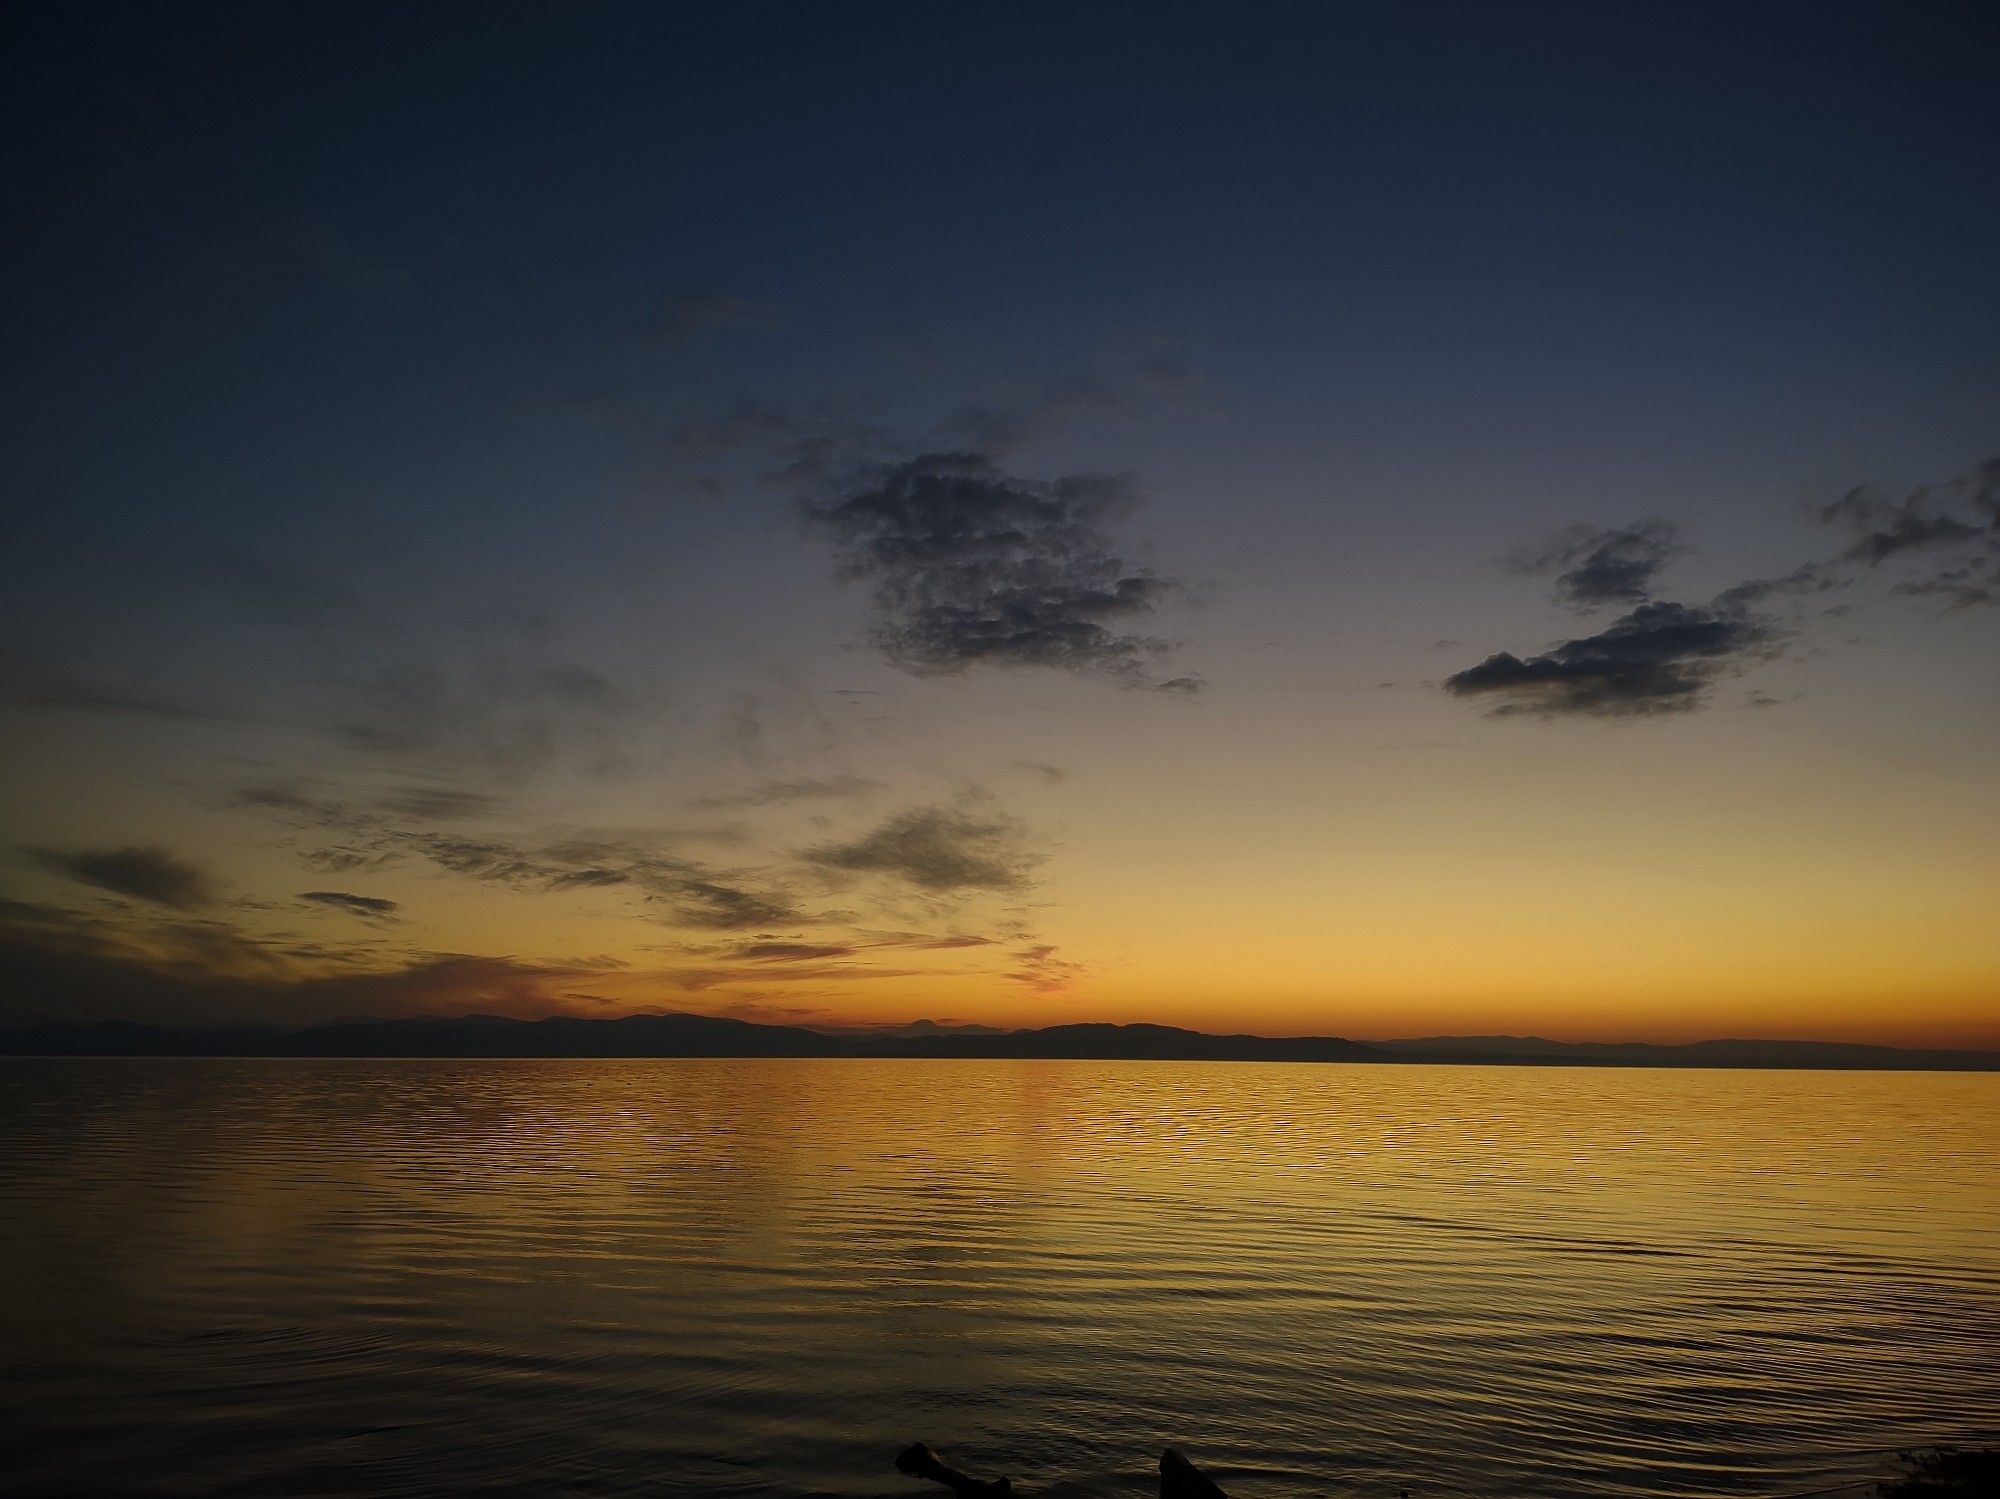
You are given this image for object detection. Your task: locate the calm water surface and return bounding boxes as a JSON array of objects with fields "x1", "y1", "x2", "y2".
[{"x1": 1, "y1": 1059, "x2": 1995, "y2": 1498}]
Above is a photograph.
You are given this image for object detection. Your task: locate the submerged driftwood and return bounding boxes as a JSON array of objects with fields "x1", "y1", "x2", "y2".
[
  {"x1": 895, "y1": 1444, "x2": 1013, "y2": 1497},
  {"x1": 897, "y1": 1443, "x2": 2000, "y2": 1498},
  {"x1": 1876, "y1": 1448, "x2": 2000, "y2": 1496},
  {"x1": 894, "y1": 1444, "x2": 1231, "y2": 1498}
]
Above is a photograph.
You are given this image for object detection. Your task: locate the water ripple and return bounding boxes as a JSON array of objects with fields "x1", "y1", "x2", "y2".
[{"x1": 0, "y1": 1058, "x2": 1994, "y2": 1498}]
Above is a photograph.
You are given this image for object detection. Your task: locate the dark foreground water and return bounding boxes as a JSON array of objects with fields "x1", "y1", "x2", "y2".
[{"x1": 1, "y1": 1060, "x2": 1995, "y2": 1498}]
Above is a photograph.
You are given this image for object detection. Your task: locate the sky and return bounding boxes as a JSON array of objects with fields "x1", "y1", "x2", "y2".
[{"x1": 2, "y1": 0, "x2": 1996, "y2": 1046}]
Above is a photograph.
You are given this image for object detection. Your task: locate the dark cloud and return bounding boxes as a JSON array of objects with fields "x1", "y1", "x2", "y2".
[
  {"x1": 808, "y1": 452, "x2": 1191, "y2": 687},
  {"x1": 1709, "y1": 561, "x2": 1841, "y2": 611},
  {"x1": 805, "y1": 802, "x2": 1039, "y2": 893},
  {"x1": 1445, "y1": 601, "x2": 1772, "y2": 717},
  {"x1": 1831, "y1": 503, "x2": 1981, "y2": 564},
  {"x1": 1806, "y1": 456, "x2": 2000, "y2": 609},
  {"x1": 1890, "y1": 554, "x2": 2000, "y2": 612},
  {"x1": 27, "y1": 846, "x2": 221, "y2": 910},
  {"x1": 1821, "y1": 463, "x2": 1996, "y2": 566},
  {"x1": 693, "y1": 774, "x2": 881, "y2": 809},
  {"x1": 1805, "y1": 454, "x2": 2000, "y2": 616},
  {"x1": 649, "y1": 870, "x2": 801, "y2": 930},
  {"x1": 299, "y1": 890, "x2": 401, "y2": 922},
  {"x1": 399, "y1": 832, "x2": 802, "y2": 931},
  {"x1": 1511, "y1": 521, "x2": 1682, "y2": 609},
  {"x1": 721, "y1": 931, "x2": 996, "y2": 962},
  {"x1": 734, "y1": 941, "x2": 857, "y2": 961},
  {"x1": 236, "y1": 786, "x2": 802, "y2": 933},
  {"x1": 1453, "y1": 452, "x2": 1999, "y2": 723},
  {"x1": 0, "y1": 894, "x2": 617, "y2": 1026}
]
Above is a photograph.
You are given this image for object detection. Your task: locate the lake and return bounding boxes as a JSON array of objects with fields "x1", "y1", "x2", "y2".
[{"x1": 1, "y1": 1059, "x2": 1994, "y2": 1498}]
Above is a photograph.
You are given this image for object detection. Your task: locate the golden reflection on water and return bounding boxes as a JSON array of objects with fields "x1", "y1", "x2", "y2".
[{"x1": 2, "y1": 1060, "x2": 1996, "y2": 1498}]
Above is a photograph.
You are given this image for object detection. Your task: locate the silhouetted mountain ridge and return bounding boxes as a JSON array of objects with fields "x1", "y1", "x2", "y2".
[
  {"x1": 1383, "y1": 1034, "x2": 1995, "y2": 1068},
  {"x1": 0, "y1": 1014, "x2": 1993, "y2": 1068}
]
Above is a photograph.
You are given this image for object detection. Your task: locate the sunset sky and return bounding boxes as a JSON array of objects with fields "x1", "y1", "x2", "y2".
[{"x1": 3, "y1": 1, "x2": 1996, "y2": 1045}]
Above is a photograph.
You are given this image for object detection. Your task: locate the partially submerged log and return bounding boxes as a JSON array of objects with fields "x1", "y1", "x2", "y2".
[
  {"x1": 1877, "y1": 1447, "x2": 2000, "y2": 1496},
  {"x1": 1160, "y1": 1448, "x2": 1229, "y2": 1499},
  {"x1": 894, "y1": 1443, "x2": 1231, "y2": 1498},
  {"x1": 894, "y1": 1443, "x2": 1013, "y2": 1497}
]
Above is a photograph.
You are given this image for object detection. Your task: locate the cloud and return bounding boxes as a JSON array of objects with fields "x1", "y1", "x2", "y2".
[
  {"x1": 1511, "y1": 521, "x2": 1683, "y2": 608},
  {"x1": 1008, "y1": 760, "x2": 1067, "y2": 786},
  {"x1": 1452, "y1": 452, "x2": 1999, "y2": 723},
  {"x1": 646, "y1": 870, "x2": 801, "y2": 929},
  {"x1": 1009, "y1": 943, "x2": 1082, "y2": 994},
  {"x1": 1821, "y1": 460, "x2": 1998, "y2": 565},
  {"x1": 1811, "y1": 456, "x2": 2000, "y2": 604},
  {"x1": 234, "y1": 785, "x2": 804, "y2": 933},
  {"x1": 805, "y1": 801, "x2": 1040, "y2": 893},
  {"x1": 375, "y1": 786, "x2": 506, "y2": 820},
  {"x1": 27, "y1": 846, "x2": 221, "y2": 910},
  {"x1": 692, "y1": 774, "x2": 881, "y2": 809},
  {"x1": 1444, "y1": 601, "x2": 1772, "y2": 717},
  {"x1": 719, "y1": 931, "x2": 997, "y2": 962},
  {"x1": 733, "y1": 941, "x2": 857, "y2": 961},
  {"x1": 299, "y1": 890, "x2": 401, "y2": 922},
  {"x1": 402, "y1": 832, "x2": 803, "y2": 931},
  {"x1": 1709, "y1": 561, "x2": 1840, "y2": 611},
  {"x1": 211, "y1": 558, "x2": 668, "y2": 783},
  {"x1": 807, "y1": 452, "x2": 1192, "y2": 687},
  {"x1": 1835, "y1": 506, "x2": 1981, "y2": 564},
  {"x1": 0, "y1": 896, "x2": 619, "y2": 1027},
  {"x1": 1892, "y1": 557, "x2": 2000, "y2": 612},
  {"x1": 8, "y1": 678, "x2": 234, "y2": 722}
]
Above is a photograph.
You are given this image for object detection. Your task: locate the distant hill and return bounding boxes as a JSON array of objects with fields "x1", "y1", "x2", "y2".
[
  {"x1": 0, "y1": 1015, "x2": 1993, "y2": 1069},
  {"x1": 0, "y1": 1012, "x2": 840, "y2": 1059},
  {"x1": 865, "y1": 1021, "x2": 1378, "y2": 1062},
  {"x1": 1380, "y1": 1034, "x2": 2000, "y2": 1070}
]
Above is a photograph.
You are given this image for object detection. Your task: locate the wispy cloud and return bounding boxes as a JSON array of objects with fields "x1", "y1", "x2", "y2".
[
  {"x1": 1008, "y1": 943, "x2": 1082, "y2": 994},
  {"x1": 692, "y1": 774, "x2": 881, "y2": 810},
  {"x1": 27, "y1": 846, "x2": 222, "y2": 910},
  {"x1": 804, "y1": 800, "x2": 1041, "y2": 893},
  {"x1": 1445, "y1": 601, "x2": 1773, "y2": 717},
  {"x1": 7, "y1": 678, "x2": 235, "y2": 723},
  {"x1": 1821, "y1": 457, "x2": 1998, "y2": 566},
  {"x1": 374, "y1": 786, "x2": 506, "y2": 821},
  {"x1": 299, "y1": 890, "x2": 401, "y2": 923},
  {"x1": 235, "y1": 786, "x2": 804, "y2": 932},
  {"x1": 1509, "y1": 521, "x2": 1683, "y2": 609},
  {"x1": 0, "y1": 891, "x2": 624, "y2": 1026}
]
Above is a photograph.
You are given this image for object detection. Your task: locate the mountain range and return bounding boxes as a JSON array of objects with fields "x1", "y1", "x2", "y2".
[{"x1": 0, "y1": 1013, "x2": 1993, "y2": 1069}]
